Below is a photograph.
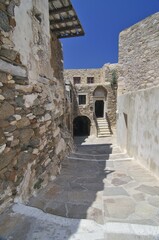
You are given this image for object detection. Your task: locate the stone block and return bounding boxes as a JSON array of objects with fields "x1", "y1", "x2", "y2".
[
  {"x1": 55, "y1": 138, "x2": 66, "y2": 155},
  {"x1": 23, "y1": 94, "x2": 38, "y2": 108},
  {"x1": 0, "y1": 94, "x2": 5, "y2": 101},
  {"x1": 0, "y1": 101, "x2": 14, "y2": 119},
  {"x1": 0, "y1": 143, "x2": 6, "y2": 154},
  {"x1": 2, "y1": 87, "x2": 15, "y2": 100},
  {"x1": 4, "y1": 125, "x2": 16, "y2": 133},
  {"x1": 15, "y1": 96, "x2": 24, "y2": 107},
  {"x1": 1, "y1": 36, "x2": 15, "y2": 48},
  {"x1": 16, "y1": 117, "x2": 30, "y2": 128},
  {"x1": 0, "y1": 48, "x2": 17, "y2": 61},
  {"x1": 19, "y1": 128, "x2": 34, "y2": 144},
  {"x1": 29, "y1": 137, "x2": 40, "y2": 147},
  {"x1": 0, "y1": 149, "x2": 16, "y2": 170},
  {"x1": 15, "y1": 85, "x2": 33, "y2": 93},
  {"x1": 10, "y1": 138, "x2": 19, "y2": 147},
  {"x1": 0, "y1": 10, "x2": 10, "y2": 32},
  {"x1": 0, "y1": 59, "x2": 27, "y2": 78},
  {"x1": 0, "y1": 120, "x2": 9, "y2": 128},
  {"x1": 13, "y1": 114, "x2": 21, "y2": 121},
  {"x1": 33, "y1": 107, "x2": 45, "y2": 116},
  {"x1": 44, "y1": 113, "x2": 51, "y2": 121},
  {"x1": 17, "y1": 152, "x2": 32, "y2": 168}
]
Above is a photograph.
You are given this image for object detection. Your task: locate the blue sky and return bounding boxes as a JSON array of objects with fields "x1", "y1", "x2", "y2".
[{"x1": 61, "y1": 0, "x2": 159, "y2": 69}]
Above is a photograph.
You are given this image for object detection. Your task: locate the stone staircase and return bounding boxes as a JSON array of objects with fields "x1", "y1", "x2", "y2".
[{"x1": 97, "y1": 118, "x2": 111, "y2": 137}]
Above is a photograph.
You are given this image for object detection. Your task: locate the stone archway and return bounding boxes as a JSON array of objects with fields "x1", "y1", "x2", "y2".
[{"x1": 73, "y1": 116, "x2": 91, "y2": 136}]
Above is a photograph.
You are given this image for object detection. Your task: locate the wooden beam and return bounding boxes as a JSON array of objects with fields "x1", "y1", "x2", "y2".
[
  {"x1": 50, "y1": 16, "x2": 78, "y2": 25},
  {"x1": 51, "y1": 24, "x2": 81, "y2": 33},
  {"x1": 49, "y1": 5, "x2": 73, "y2": 15},
  {"x1": 56, "y1": 31, "x2": 85, "y2": 39}
]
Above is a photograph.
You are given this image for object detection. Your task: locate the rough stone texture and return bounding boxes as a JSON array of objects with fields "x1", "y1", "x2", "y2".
[
  {"x1": 117, "y1": 13, "x2": 159, "y2": 178},
  {"x1": 64, "y1": 64, "x2": 120, "y2": 135},
  {"x1": 0, "y1": 0, "x2": 73, "y2": 212},
  {"x1": 118, "y1": 12, "x2": 159, "y2": 93}
]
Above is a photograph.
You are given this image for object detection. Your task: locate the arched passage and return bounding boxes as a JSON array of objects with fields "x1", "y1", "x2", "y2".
[{"x1": 73, "y1": 116, "x2": 91, "y2": 136}]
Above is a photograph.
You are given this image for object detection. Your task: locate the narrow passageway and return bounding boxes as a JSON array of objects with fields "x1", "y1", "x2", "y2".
[{"x1": 0, "y1": 135, "x2": 159, "y2": 239}]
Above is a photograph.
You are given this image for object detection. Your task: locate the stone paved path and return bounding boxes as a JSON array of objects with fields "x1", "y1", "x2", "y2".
[{"x1": 0, "y1": 135, "x2": 159, "y2": 239}]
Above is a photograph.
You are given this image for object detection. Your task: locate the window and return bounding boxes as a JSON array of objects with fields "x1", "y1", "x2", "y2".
[
  {"x1": 78, "y1": 95, "x2": 86, "y2": 105},
  {"x1": 73, "y1": 77, "x2": 81, "y2": 84},
  {"x1": 87, "y1": 77, "x2": 94, "y2": 84}
]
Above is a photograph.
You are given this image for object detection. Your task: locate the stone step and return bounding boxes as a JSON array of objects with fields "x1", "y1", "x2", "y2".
[
  {"x1": 75, "y1": 145, "x2": 122, "y2": 155},
  {"x1": 69, "y1": 152, "x2": 131, "y2": 161},
  {"x1": 98, "y1": 133, "x2": 110, "y2": 136},
  {"x1": 98, "y1": 129, "x2": 110, "y2": 132},
  {"x1": 97, "y1": 125, "x2": 109, "y2": 128},
  {"x1": 97, "y1": 120, "x2": 107, "y2": 122},
  {"x1": 97, "y1": 118, "x2": 106, "y2": 120},
  {"x1": 98, "y1": 132, "x2": 110, "y2": 135},
  {"x1": 97, "y1": 122, "x2": 108, "y2": 124},
  {"x1": 98, "y1": 135, "x2": 111, "y2": 138}
]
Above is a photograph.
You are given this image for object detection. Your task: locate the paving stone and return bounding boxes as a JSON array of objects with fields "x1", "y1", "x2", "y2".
[
  {"x1": 104, "y1": 197, "x2": 135, "y2": 219},
  {"x1": 111, "y1": 178, "x2": 129, "y2": 186},
  {"x1": 135, "y1": 184, "x2": 159, "y2": 196},
  {"x1": 67, "y1": 202, "x2": 90, "y2": 219},
  {"x1": 104, "y1": 187, "x2": 129, "y2": 196},
  {"x1": 147, "y1": 196, "x2": 159, "y2": 208},
  {"x1": 132, "y1": 193, "x2": 145, "y2": 201},
  {"x1": 45, "y1": 201, "x2": 67, "y2": 217},
  {"x1": 135, "y1": 202, "x2": 159, "y2": 219}
]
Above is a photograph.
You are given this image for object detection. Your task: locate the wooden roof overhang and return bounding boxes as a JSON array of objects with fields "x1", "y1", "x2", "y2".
[{"x1": 49, "y1": 0, "x2": 85, "y2": 39}]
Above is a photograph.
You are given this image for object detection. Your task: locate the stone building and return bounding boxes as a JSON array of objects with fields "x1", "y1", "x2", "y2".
[
  {"x1": 117, "y1": 12, "x2": 159, "y2": 178},
  {"x1": 64, "y1": 64, "x2": 120, "y2": 137},
  {"x1": 0, "y1": 0, "x2": 84, "y2": 211}
]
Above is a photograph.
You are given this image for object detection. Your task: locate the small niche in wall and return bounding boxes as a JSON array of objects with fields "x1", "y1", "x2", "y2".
[
  {"x1": 35, "y1": 13, "x2": 42, "y2": 23},
  {"x1": 123, "y1": 113, "x2": 128, "y2": 128},
  {"x1": 32, "y1": 7, "x2": 42, "y2": 24}
]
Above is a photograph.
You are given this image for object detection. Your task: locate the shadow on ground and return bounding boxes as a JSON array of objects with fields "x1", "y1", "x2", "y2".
[
  {"x1": 28, "y1": 136, "x2": 114, "y2": 222},
  {"x1": 0, "y1": 136, "x2": 114, "y2": 240}
]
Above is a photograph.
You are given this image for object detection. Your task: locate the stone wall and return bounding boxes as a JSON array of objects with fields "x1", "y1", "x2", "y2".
[
  {"x1": 0, "y1": 0, "x2": 73, "y2": 211},
  {"x1": 64, "y1": 64, "x2": 119, "y2": 134},
  {"x1": 119, "y1": 12, "x2": 159, "y2": 93},
  {"x1": 72, "y1": 83, "x2": 117, "y2": 135},
  {"x1": 117, "y1": 12, "x2": 159, "y2": 177},
  {"x1": 117, "y1": 86, "x2": 159, "y2": 178},
  {"x1": 64, "y1": 68, "x2": 102, "y2": 84}
]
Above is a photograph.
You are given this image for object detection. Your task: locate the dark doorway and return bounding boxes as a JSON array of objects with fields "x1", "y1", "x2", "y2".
[
  {"x1": 73, "y1": 116, "x2": 91, "y2": 136},
  {"x1": 95, "y1": 100, "x2": 104, "y2": 118}
]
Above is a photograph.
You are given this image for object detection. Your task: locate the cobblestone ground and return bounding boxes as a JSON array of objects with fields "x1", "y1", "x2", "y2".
[{"x1": 0, "y1": 135, "x2": 159, "y2": 240}]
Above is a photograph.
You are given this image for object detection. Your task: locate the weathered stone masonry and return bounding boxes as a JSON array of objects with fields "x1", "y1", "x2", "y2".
[
  {"x1": 64, "y1": 64, "x2": 121, "y2": 136},
  {"x1": 0, "y1": 0, "x2": 74, "y2": 211},
  {"x1": 118, "y1": 12, "x2": 159, "y2": 92},
  {"x1": 117, "y1": 12, "x2": 159, "y2": 178}
]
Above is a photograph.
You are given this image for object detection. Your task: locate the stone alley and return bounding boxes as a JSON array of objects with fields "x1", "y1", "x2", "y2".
[
  {"x1": 0, "y1": 135, "x2": 159, "y2": 239},
  {"x1": 0, "y1": 0, "x2": 159, "y2": 239}
]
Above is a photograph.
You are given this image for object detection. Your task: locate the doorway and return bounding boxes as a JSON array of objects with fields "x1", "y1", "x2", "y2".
[
  {"x1": 73, "y1": 116, "x2": 91, "y2": 136},
  {"x1": 95, "y1": 100, "x2": 104, "y2": 118}
]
